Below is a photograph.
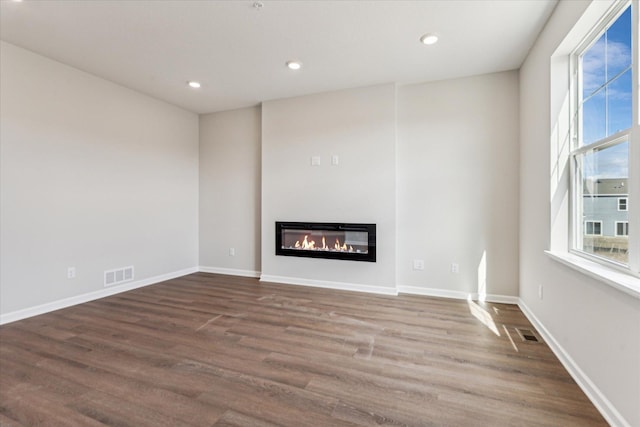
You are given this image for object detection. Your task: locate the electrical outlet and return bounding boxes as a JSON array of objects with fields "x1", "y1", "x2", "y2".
[
  {"x1": 229, "y1": 248, "x2": 236, "y2": 256},
  {"x1": 451, "y1": 263, "x2": 459, "y2": 273},
  {"x1": 538, "y1": 284, "x2": 543, "y2": 300},
  {"x1": 412, "y1": 259, "x2": 424, "y2": 270},
  {"x1": 67, "y1": 267, "x2": 76, "y2": 279}
]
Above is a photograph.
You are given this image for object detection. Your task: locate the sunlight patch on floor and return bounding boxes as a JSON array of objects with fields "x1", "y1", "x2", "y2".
[{"x1": 467, "y1": 298, "x2": 500, "y2": 336}]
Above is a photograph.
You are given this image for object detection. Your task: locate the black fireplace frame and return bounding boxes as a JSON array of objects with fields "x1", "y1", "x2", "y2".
[{"x1": 276, "y1": 222, "x2": 376, "y2": 262}]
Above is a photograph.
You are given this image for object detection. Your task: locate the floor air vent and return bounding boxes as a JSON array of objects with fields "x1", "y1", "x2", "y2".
[
  {"x1": 104, "y1": 266, "x2": 134, "y2": 287},
  {"x1": 515, "y1": 327, "x2": 541, "y2": 343}
]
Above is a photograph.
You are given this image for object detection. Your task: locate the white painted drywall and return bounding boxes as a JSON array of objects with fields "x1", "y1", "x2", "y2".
[
  {"x1": 397, "y1": 71, "x2": 520, "y2": 298},
  {"x1": 261, "y1": 84, "x2": 396, "y2": 290},
  {"x1": 199, "y1": 106, "x2": 261, "y2": 275},
  {"x1": 520, "y1": 1, "x2": 640, "y2": 425},
  {"x1": 0, "y1": 41, "x2": 199, "y2": 315}
]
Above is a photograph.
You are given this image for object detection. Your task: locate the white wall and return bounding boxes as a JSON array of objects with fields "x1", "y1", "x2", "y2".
[
  {"x1": 397, "y1": 71, "x2": 520, "y2": 300},
  {"x1": 199, "y1": 106, "x2": 261, "y2": 276},
  {"x1": 200, "y1": 74, "x2": 520, "y2": 300},
  {"x1": 0, "y1": 42, "x2": 199, "y2": 317},
  {"x1": 261, "y1": 84, "x2": 397, "y2": 292},
  {"x1": 520, "y1": 2, "x2": 640, "y2": 426}
]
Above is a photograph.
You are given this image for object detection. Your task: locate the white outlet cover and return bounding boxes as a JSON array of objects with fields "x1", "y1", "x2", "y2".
[{"x1": 311, "y1": 156, "x2": 321, "y2": 166}]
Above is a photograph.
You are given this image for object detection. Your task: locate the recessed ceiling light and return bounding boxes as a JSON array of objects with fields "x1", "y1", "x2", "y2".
[
  {"x1": 286, "y1": 61, "x2": 302, "y2": 70},
  {"x1": 420, "y1": 33, "x2": 439, "y2": 45},
  {"x1": 11, "y1": 0, "x2": 24, "y2": 2},
  {"x1": 187, "y1": 81, "x2": 201, "y2": 89}
]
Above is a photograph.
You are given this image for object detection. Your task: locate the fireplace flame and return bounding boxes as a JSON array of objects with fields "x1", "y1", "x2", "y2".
[
  {"x1": 287, "y1": 234, "x2": 365, "y2": 254},
  {"x1": 301, "y1": 235, "x2": 317, "y2": 250}
]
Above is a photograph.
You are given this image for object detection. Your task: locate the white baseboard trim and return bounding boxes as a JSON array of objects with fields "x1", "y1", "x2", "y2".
[
  {"x1": 518, "y1": 299, "x2": 630, "y2": 427},
  {"x1": 259, "y1": 274, "x2": 398, "y2": 296},
  {"x1": 397, "y1": 285, "x2": 469, "y2": 300},
  {"x1": 479, "y1": 294, "x2": 520, "y2": 304},
  {"x1": 199, "y1": 266, "x2": 261, "y2": 278},
  {"x1": 397, "y1": 286, "x2": 519, "y2": 305},
  {"x1": 0, "y1": 267, "x2": 199, "y2": 325}
]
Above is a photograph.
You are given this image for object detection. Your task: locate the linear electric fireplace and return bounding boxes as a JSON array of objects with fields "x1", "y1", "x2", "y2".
[{"x1": 276, "y1": 222, "x2": 376, "y2": 262}]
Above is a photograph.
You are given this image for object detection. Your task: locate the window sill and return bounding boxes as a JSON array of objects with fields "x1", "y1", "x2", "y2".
[{"x1": 545, "y1": 251, "x2": 640, "y2": 299}]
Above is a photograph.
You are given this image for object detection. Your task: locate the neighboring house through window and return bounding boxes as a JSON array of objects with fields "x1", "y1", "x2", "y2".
[
  {"x1": 585, "y1": 220, "x2": 603, "y2": 236},
  {"x1": 618, "y1": 197, "x2": 628, "y2": 211},
  {"x1": 616, "y1": 221, "x2": 630, "y2": 236}
]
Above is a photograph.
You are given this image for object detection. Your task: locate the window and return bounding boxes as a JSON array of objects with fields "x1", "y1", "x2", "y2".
[
  {"x1": 571, "y1": 2, "x2": 634, "y2": 267},
  {"x1": 616, "y1": 221, "x2": 630, "y2": 236},
  {"x1": 585, "y1": 220, "x2": 603, "y2": 236},
  {"x1": 618, "y1": 197, "x2": 628, "y2": 211}
]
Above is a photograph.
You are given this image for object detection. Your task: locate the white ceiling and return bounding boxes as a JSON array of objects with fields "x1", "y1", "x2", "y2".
[{"x1": 0, "y1": 0, "x2": 557, "y2": 114}]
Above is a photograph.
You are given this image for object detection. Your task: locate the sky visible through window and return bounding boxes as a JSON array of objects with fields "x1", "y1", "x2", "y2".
[{"x1": 581, "y1": 5, "x2": 631, "y2": 180}]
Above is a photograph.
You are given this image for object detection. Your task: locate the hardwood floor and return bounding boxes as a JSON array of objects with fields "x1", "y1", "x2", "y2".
[{"x1": 0, "y1": 273, "x2": 606, "y2": 426}]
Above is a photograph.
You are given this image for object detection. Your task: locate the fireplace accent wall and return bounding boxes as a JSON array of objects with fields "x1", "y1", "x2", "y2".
[{"x1": 276, "y1": 222, "x2": 376, "y2": 262}]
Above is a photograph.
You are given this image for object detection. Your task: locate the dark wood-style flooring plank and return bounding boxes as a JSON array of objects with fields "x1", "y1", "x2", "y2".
[{"x1": 0, "y1": 272, "x2": 606, "y2": 426}]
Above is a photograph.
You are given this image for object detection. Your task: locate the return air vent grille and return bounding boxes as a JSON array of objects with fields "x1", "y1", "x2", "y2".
[
  {"x1": 104, "y1": 266, "x2": 134, "y2": 287},
  {"x1": 515, "y1": 327, "x2": 541, "y2": 343}
]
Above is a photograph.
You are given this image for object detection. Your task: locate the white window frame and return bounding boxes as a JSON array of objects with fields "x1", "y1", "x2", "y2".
[
  {"x1": 615, "y1": 220, "x2": 630, "y2": 236},
  {"x1": 618, "y1": 197, "x2": 628, "y2": 211},
  {"x1": 568, "y1": 0, "x2": 639, "y2": 276}
]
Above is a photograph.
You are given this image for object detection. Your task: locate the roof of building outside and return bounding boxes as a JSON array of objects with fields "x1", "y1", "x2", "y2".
[{"x1": 583, "y1": 178, "x2": 628, "y2": 196}]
